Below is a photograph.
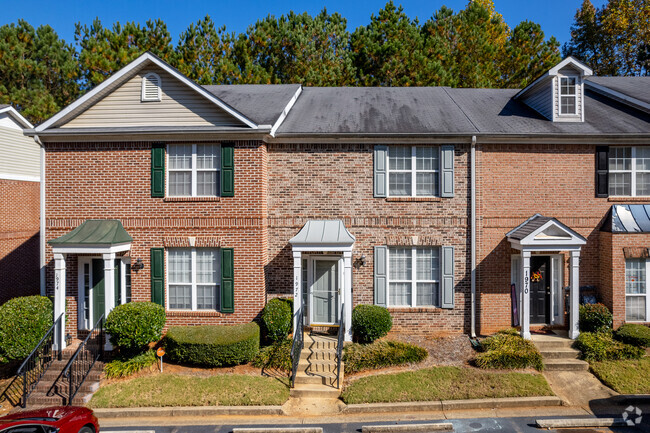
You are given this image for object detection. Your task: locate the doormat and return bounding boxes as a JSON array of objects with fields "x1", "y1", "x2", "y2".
[{"x1": 530, "y1": 329, "x2": 555, "y2": 335}]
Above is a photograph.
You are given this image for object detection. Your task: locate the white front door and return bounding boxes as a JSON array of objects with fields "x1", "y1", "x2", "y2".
[{"x1": 309, "y1": 257, "x2": 341, "y2": 325}]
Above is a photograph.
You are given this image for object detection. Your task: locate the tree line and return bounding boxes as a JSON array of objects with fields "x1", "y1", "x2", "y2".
[{"x1": 0, "y1": 0, "x2": 646, "y2": 124}]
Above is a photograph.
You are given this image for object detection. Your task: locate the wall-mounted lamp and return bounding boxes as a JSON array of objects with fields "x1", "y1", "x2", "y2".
[
  {"x1": 131, "y1": 258, "x2": 145, "y2": 272},
  {"x1": 354, "y1": 254, "x2": 367, "y2": 269}
]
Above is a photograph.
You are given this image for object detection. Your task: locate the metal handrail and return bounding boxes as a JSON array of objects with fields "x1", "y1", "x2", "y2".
[
  {"x1": 290, "y1": 307, "x2": 304, "y2": 388},
  {"x1": 335, "y1": 303, "x2": 345, "y2": 389},
  {"x1": 11, "y1": 313, "x2": 64, "y2": 408},
  {"x1": 62, "y1": 314, "x2": 104, "y2": 405}
]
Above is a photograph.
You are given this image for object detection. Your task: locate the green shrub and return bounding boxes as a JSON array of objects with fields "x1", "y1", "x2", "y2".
[
  {"x1": 343, "y1": 340, "x2": 428, "y2": 373},
  {"x1": 496, "y1": 328, "x2": 520, "y2": 336},
  {"x1": 104, "y1": 350, "x2": 157, "y2": 378},
  {"x1": 576, "y1": 331, "x2": 645, "y2": 361},
  {"x1": 352, "y1": 304, "x2": 393, "y2": 344},
  {"x1": 252, "y1": 338, "x2": 291, "y2": 371},
  {"x1": 475, "y1": 332, "x2": 544, "y2": 371},
  {"x1": 0, "y1": 296, "x2": 53, "y2": 363},
  {"x1": 614, "y1": 324, "x2": 650, "y2": 348},
  {"x1": 164, "y1": 323, "x2": 260, "y2": 367},
  {"x1": 579, "y1": 303, "x2": 613, "y2": 333},
  {"x1": 105, "y1": 302, "x2": 166, "y2": 354},
  {"x1": 261, "y1": 298, "x2": 292, "y2": 344}
]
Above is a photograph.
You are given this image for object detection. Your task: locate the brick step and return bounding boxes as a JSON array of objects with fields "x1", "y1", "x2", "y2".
[
  {"x1": 27, "y1": 390, "x2": 93, "y2": 407},
  {"x1": 40, "y1": 369, "x2": 102, "y2": 382},
  {"x1": 289, "y1": 384, "x2": 341, "y2": 399},
  {"x1": 543, "y1": 359, "x2": 589, "y2": 371},
  {"x1": 540, "y1": 348, "x2": 581, "y2": 360},
  {"x1": 33, "y1": 380, "x2": 99, "y2": 395},
  {"x1": 300, "y1": 349, "x2": 338, "y2": 361}
]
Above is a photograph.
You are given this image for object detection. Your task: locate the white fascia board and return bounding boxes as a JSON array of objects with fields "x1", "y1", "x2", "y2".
[
  {"x1": 585, "y1": 80, "x2": 650, "y2": 113},
  {"x1": 51, "y1": 242, "x2": 132, "y2": 254},
  {"x1": 270, "y1": 85, "x2": 303, "y2": 137},
  {"x1": 0, "y1": 173, "x2": 40, "y2": 182},
  {"x1": 36, "y1": 52, "x2": 259, "y2": 132},
  {"x1": 0, "y1": 106, "x2": 33, "y2": 129},
  {"x1": 291, "y1": 244, "x2": 354, "y2": 253},
  {"x1": 521, "y1": 220, "x2": 587, "y2": 246},
  {"x1": 549, "y1": 56, "x2": 593, "y2": 76}
]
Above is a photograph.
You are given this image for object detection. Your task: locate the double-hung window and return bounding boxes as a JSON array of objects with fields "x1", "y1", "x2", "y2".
[
  {"x1": 559, "y1": 77, "x2": 577, "y2": 115},
  {"x1": 388, "y1": 247, "x2": 440, "y2": 307},
  {"x1": 388, "y1": 146, "x2": 439, "y2": 197},
  {"x1": 168, "y1": 144, "x2": 220, "y2": 197},
  {"x1": 168, "y1": 248, "x2": 220, "y2": 311},
  {"x1": 609, "y1": 147, "x2": 650, "y2": 196},
  {"x1": 625, "y1": 259, "x2": 649, "y2": 322}
]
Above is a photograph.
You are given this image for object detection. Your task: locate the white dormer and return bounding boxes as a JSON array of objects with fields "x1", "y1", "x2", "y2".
[
  {"x1": 141, "y1": 72, "x2": 162, "y2": 102},
  {"x1": 514, "y1": 57, "x2": 593, "y2": 123}
]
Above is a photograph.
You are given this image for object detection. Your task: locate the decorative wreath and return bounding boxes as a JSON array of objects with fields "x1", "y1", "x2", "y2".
[{"x1": 531, "y1": 271, "x2": 542, "y2": 283}]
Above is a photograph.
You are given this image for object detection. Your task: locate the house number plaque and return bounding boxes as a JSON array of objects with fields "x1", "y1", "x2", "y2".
[{"x1": 523, "y1": 269, "x2": 529, "y2": 295}]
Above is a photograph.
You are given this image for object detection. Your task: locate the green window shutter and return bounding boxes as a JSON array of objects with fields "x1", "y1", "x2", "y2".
[
  {"x1": 221, "y1": 142, "x2": 235, "y2": 197},
  {"x1": 440, "y1": 145, "x2": 455, "y2": 198},
  {"x1": 596, "y1": 146, "x2": 609, "y2": 198},
  {"x1": 221, "y1": 248, "x2": 234, "y2": 313},
  {"x1": 150, "y1": 248, "x2": 165, "y2": 307},
  {"x1": 374, "y1": 145, "x2": 388, "y2": 197},
  {"x1": 151, "y1": 143, "x2": 165, "y2": 198},
  {"x1": 374, "y1": 246, "x2": 387, "y2": 307},
  {"x1": 440, "y1": 246, "x2": 455, "y2": 309}
]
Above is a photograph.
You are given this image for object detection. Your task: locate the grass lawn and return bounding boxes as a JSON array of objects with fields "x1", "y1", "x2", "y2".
[
  {"x1": 589, "y1": 357, "x2": 650, "y2": 394},
  {"x1": 341, "y1": 366, "x2": 554, "y2": 404},
  {"x1": 89, "y1": 373, "x2": 289, "y2": 408}
]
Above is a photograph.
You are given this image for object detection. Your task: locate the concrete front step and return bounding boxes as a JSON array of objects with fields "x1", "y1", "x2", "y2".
[
  {"x1": 298, "y1": 359, "x2": 339, "y2": 374},
  {"x1": 540, "y1": 348, "x2": 581, "y2": 360},
  {"x1": 300, "y1": 349, "x2": 337, "y2": 361},
  {"x1": 290, "y1": 385, "x2": 341, "y2": 399},
  {"x1": 544, "y1": 359, "x2": 589, "y2": 371},
  {"x1": 304, "y1": 334, "x2": 337, "y2": 350}
]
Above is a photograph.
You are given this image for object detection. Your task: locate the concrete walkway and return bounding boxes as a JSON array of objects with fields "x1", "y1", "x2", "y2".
[{"x1": 543, "y1": 369, "x2": 619, "y2": 411}]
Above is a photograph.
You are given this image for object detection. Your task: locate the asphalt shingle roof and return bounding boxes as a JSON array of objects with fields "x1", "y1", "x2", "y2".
[
  {"x1": 507, "y1": 215, "x2": 554, "y2": 240},
  {"x1": 586, "y1": 76, "x2": 650, "y2": 105}
]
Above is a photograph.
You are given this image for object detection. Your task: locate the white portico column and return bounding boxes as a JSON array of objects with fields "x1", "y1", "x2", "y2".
[
  {"x1": 343, "y1": 251, "x2": 353, "y2": 342},
  {"x1": 293, "y1": 251, "x2": 303, "y2": 336},
  {"x1": 521, "y1": 250, "x2": 531, "y2": 340},
  {"x1": 103, "y1": 252, "x2": 116, "y2": 351},
  {"x1": 53, "y1": 253, "x2": 67, "y2": 351},
  {"x1": 569, "y1": 250, "x2": 580, "y2": 339}
]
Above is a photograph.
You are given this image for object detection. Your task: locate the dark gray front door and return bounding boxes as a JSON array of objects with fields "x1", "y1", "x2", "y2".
[
  {"x1": 311, "y1": 259, "x2": 339, "y2": 324},
  {"x1": 530, "y1": 256, "x2": 551, "y2": 324}
]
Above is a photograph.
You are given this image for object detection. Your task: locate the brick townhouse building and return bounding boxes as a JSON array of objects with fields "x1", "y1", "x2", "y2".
[{"x1": 24, "y1": 53, "x2": 649, "y2": 351}]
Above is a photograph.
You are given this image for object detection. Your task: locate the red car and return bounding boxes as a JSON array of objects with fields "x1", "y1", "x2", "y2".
[{"x1": 0, "y1": 406, "x2": 99, "y2": 433}]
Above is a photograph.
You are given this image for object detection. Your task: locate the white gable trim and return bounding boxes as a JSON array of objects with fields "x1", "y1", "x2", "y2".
[
  {"x1": 36, "y1": 52, "x2": 259, "y2": 132},
  {"x1": 0, "y1": 106, "x2": 33, "y2": 129},
  {"x1": 508, "y1": 219, "x2": 586, "y2": 251},
  {"x1": 514, "y1": 57, "x2": 593, "y2": 100},
  {"x1": 270, "y1": 85, "x2": 302, "y2": 137}
]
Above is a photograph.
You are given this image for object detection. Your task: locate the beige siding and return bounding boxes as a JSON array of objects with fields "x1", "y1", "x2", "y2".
[
  {"x1": 553, "y1": 73, "x2": 583, "y2": 121},
  {"x1": 0, "y1": 126, "x2": 40, "y2": 179},
  {"x1": 522, "y1": 84, "x2": 552, "y2": 120},
  {"x1": 63, "y1": 67, "x2": 245, "y2": 128}
]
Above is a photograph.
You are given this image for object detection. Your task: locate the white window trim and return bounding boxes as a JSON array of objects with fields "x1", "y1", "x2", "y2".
[
  {"x1": 141, "y1": 72, "x2": 162, "y2": 102},
  {"x1": 166, "y1": 248, "x2": 221, "y2": 312},
  {"x1": 167, "y1": 143, "x2": 220, "y2": 198},
  {"x1": 386, "y1": 247, "x2": 440, "y2": 308},
  {"x1": 625, "y1": 258, "x2": 650, "y2": 323},
  {"x1": 559, "y1": 75, "x2": 579, "y2": 116},
  {"x1": 610, "y1": 146, "x2": 650, "y2": 197},
  {"x1": 386, "y1": 146, "x2": 440, "y2": 197}
]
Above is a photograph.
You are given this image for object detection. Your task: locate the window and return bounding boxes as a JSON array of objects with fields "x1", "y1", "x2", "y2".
[
  {"x1": 609, "y1": 147, "x2": 650, "y2": 196},
  {"x1": 168, "y1": 144, "x2": 220, "y2": 197},
  {"x1": 168, "y1": 248, "x2": 220, "y2": 310},
  {"x1": 388, "y1": 247, "x2": 439, "y2": 307},
  {"x1": 626, "y1": 259, "x2": 649, "y2": 322},
  {"x1": 141, "y1": 72, "x2": 162, "y2": 102},
  {"x1": 388, "y1": 146, "x2": 439, "y2": 197},
  {"x1": 559, "y1": 77, "x2": 577, "y2": 115}
]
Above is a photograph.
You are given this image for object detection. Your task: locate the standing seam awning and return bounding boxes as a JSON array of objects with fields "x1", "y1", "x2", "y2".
[
  {"x1": 49, "y1": 220, "x2": 132, "y2": 245},
  {"x1": 289, "y1": 220, "x2": 355, "y2": 250}
]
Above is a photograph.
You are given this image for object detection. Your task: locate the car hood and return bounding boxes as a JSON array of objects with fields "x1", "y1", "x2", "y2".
[{"x1": 0, "y1": 406, "x2": 85, "y2": 422}]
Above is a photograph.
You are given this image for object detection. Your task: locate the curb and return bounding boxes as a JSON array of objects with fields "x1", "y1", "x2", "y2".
[
  {"x1": 362, "y1": 423, "x2": 453, "y2": 432},
  {"x1": 93, "y1": 405, "x2": 285, "y2": 418},
  {"x1": 536, "y1": 418, "x2": 627, "y2": 428}
]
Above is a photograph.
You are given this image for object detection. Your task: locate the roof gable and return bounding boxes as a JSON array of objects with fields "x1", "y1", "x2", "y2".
[
  {"x1": 0, "y1": 105, "x2": 33, "y2": 129},
  {"x1": 507, "y1": 214, "x2": 586, "y2": 248}
]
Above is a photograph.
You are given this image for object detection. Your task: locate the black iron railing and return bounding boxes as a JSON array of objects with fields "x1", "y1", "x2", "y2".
[
  {"x1": 290, "y1": 307, "x2": 304, "y2": 388},
  {"x1": 335, "y1": 303, "x2": 345, "y2": 389},
  {"x1": 62, "y1": 314, "x2": 104, "y2": 405}
]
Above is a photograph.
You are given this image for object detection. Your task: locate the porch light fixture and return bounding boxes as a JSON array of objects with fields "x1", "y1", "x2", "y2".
[
  {"x1": 354, "y1": 254, "x2": 367, "y2": 269},
  {"x1": 131, "y1": 258, "x2": 145, "y2": 272}
]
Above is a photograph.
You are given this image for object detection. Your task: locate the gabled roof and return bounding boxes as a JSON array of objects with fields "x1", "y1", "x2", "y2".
[
  {"x1": 514, "y1": 56, "x2": 593, "y2": 101},
  {"x1": 49, "y1": 219, "x2": 132, "y2": 245},
  {"x1": 585, "y1": 77, "x2": 650, "y2": 114},
  {"x1": 507, "y1": 214, "x2": 586, "y2": 249},
  {"x1": 0, "y1": 105, "x2": 33, "y2": 129}
]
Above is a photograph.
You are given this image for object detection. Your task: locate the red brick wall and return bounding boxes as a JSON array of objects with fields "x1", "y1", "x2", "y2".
[
  {"x1": 267, "y1": 143, "x2": 470, "y2": 333},
  {"x1": 0, "y1": 179, "x2": 40, "y2": 304}
]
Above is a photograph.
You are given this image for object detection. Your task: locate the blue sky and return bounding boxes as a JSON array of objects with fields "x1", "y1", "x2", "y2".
[{"x1": 3, "y1": 0, "x2": 608, "y2": 47}]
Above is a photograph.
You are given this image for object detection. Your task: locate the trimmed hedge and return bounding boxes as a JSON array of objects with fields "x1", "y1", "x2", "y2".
[
  {"x1": 0, "y1": 296, "x2": 53, "y2": 363},
  {"x1": 475, "y1": 331, "x2": 543, "y2": 371},
  {"x1": 252, "y1": 338, "x2": 291, "y2": 371},
  {"x1": 576, "y1": 331, "x2": 645, "y2": 361},
  {"x1": 343, "y1": 340, "x2": 428, "y2": 373},
  {"x1": 352, "y1": 304, "x2": 392, "y2": 344},
  {"x1": 104, "y1": 349, "x2": 157, "y2": 378},
  {"x1": 164, "y1": 323, "x2": 260, "y2": 367},
  {"x1": 105, "y1": 302, "x2": 166, "y2": 354},
  {"x1": 579, "y1": 303, "x2": 613, "y2": 333},
  {"x1": 615, "y1": 324, "x2": 650, "y2": 348},
  {"x1": 261, "y1": 298, "x2": 293, "y2": 344}
]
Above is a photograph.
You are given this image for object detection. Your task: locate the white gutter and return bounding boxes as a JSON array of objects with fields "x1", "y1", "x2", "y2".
[
  {"x1": 471, "y1": 135, "x2": 477, "y2": 338},
  {"x1": 34, "y1": 135, "x2": 46, "y2": 296}
]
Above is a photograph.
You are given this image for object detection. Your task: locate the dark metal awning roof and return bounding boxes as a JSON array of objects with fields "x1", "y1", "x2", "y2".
[
  {"x1": 49, "y1": 220, "x2": 132, "y2": 245},
  {"x1": 610, "y1": 205, "x2": 650, "y2": 233}
]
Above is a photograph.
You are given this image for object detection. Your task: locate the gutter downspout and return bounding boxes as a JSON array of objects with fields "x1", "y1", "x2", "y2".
[
  {"x1": 471, "y1": 135, "x2": 477, "y2": 338},
  {"x1": 34, "y1": 135, "x2": 46, "y2": 296}
]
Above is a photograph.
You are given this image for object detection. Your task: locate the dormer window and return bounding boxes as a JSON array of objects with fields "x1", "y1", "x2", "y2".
[
  {"x1": 560, "y1": 77, "x2": 578, "y2": 115},
  {"x1": 141, "y1": 72, "x2": 162, "y2": 102}
]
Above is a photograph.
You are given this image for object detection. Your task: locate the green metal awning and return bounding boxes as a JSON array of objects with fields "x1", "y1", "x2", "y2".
[{"x1": 49, "y1": 220, "x2": 132, "y2": 245}]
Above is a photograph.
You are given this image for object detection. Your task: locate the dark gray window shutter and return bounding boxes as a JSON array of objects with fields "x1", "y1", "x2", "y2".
[
  {"x1": 221, "y1": 248, "x2": 234, "y2": 313},
  {"x1": 150, "y1": 248, "x2": 164, "y2": 307},
  {"x1": 440, "y1": 246, "x2": 454, "y2": 309},
  {"x1": 440, "y1": 145, "x2": 454, "y2": 198},
  {"x1": 374, "y1": 145, "x2": 387, "y2": 197},
  {"x1": 374, "y1": 246, "x2": 387, "y2": 307},
  {"x1": 151, "y1": 143, "x2": 165, "y2": 198},
  {"x1": 596, "y1": 146, "x2": 609, "y2": 198},
  {"x1": 221, "y1": 142, "x2": 235, "y2": 197}
]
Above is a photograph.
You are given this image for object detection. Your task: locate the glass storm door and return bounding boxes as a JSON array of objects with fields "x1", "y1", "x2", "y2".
[{"x1": 311, "y1": 259, "x2": 340, "y2": 325}]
